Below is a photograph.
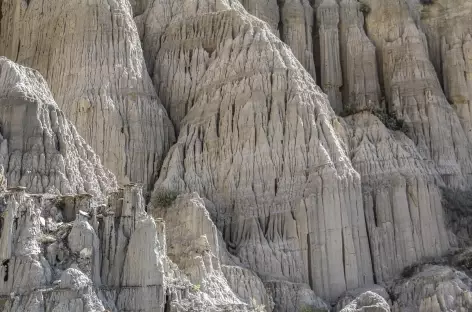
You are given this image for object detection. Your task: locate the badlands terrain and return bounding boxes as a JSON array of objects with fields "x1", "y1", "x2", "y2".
[{"x1": 0, "y1": 0, "x2": 472, "y2": 311}]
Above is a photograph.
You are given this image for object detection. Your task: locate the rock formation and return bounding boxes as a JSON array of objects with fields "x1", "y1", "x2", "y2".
[
  {"x1": 339, "y1": 291, "x2": 390, "y2": 312},
  {"x1": 152, "y1": 192, "x2": 271, "y2": 311},
  {"x1": 363, "y1": 0, "x2": 472, "y2": 187},
  {"x1": 0, "y1": 0, "x2": 175, "y2": 190},
  {"x1": 339, "y1": 0, "x2": 382, "y2": 112},
  {"x1": 335, "y1": 285, "x2": 391, "y2": 311},
  {"x1": 391, "y1": 265, "x2": 472, "y2": 311},
  {"x1": 344, "y1": 112, "x2": 450, "y2": 283},
  {"x1": 0, "y1": 57, "x2": 116, "y2": 196},
  {"x1": 317, "y1": 0, "x2": 343, "y2": 113},
  {"x1": 2, "y1": 0, "x2": 472, "y2": 311},
  {"x1": 150, "y1": 0, "x2": 374, "y2": 302}
]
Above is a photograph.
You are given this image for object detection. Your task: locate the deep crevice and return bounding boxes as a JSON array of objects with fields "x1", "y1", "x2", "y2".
[
  {"x1": 277, "y1": 0, "x2": 285, "y2": 42},
  {"x1": 2, "y1": 259, "x2": 9, "y2": 282}
]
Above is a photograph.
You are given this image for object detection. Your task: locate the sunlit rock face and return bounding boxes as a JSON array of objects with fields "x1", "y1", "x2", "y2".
[
  {"x1": 2, "y1": 0, "x2": 472, "y2": 311},
  {"x1": 0, "y1": 0, "x2": 175, "y2": 191}
]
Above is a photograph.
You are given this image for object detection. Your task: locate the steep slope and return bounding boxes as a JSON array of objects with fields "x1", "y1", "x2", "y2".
[
  {"x1": 363, "y1": 0, "x2": 472, "y2": 188},
  {"x1": 344, "y1": 112, "x2": 450, "y2": 283},
  {"x1": 3, "y1": 0, "x2": 472, "y2": 311},
  {"x1": 0, "y1": 57, "x2": 116, "y2": 196},
  {"x1": 147, "y1": 0, "x2": 374, "y2": 302},
  {"x1": 420, "y1": 0, "x2": 472, "y2": 143},
  {"x1": 0, "y1": 0, "x2": 175, "y2": 190}
]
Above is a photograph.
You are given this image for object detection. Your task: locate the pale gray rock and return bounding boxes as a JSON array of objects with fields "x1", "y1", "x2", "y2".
[
  {"x1": 339, "y1": 0, "x2": 382, "y2": 112},
  {"x1": 265, "y1": 280, "x2": 330, "y2": 312},
  {"x1": 340, "y1": 291, "x2": 390, "y2": 312},
  {"x1": 419, "y1": 1, "x2": 472, "y2": 144},
  {"x1": 0, "y1": 184, "x2": 165, "y2": 312},
  {"x1": 151, "y1": 0, "x2": 374, "y2": 302},
  {"x1": 344, "y1": 112, "x2": 450, "y2": 283},
  {"x1": 391, "y1": 265, "x2": 472, "y2": 312},
  {"x1": 238, "y1": 0, "x2": 280, "y2": 36},
  {"x1": 279, "y1": 0, "x2": 316, "y2": 79},
  {"x1": 335, "y1": 285, "x2": 391, "y2": 311},
  {"x1": 317, "y1": 0, "x2": 343, "y2": 113},
  {"x1": 238, "y1": 0, "x2": 316, "y2": 79},
  {"x1": 363, "y1": 0, "x2": 472, "y2": 187},
  {"x1": 0, "y1": 0, "x2": 175, "y2": 190},
  {"x1": 152, "y1": 192, "x2": 262, "y2": 311},
  {"x1": 0, "y1": 57, "x2": 116, "y2": 196},
  {"x1": 222, "y1": 265, "x2": 275, "y2": 312}
]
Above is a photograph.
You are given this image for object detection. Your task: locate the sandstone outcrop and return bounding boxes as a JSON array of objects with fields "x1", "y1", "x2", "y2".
[
  {"x1": 0, "y1": 0, "x2": 175, "y2": 190},
  {"x1": 339, "y1": 0, "x2": 382, "y2": 112},
  {"x1": 317, "y1": 0, "x2": 343, "y2": 113},
  {"x1": 420, "y1": 0, "x2": 472, "y2": 143},
  {"x1": 0, "y1": 57, "x2": 116, "y2": 196}
]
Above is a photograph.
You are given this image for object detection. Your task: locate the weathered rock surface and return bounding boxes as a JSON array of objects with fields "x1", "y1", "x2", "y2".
[
  {"x1": 335, "y1": 284, "x2": 391, "y2": 311},
  {"x1": 152, "y1": 192, "x2": 272, "y2": 311},
  {"x1": 0, "y1": 57, "x2": 116, "y2": 196},
  {"x1": 339, "y1": 291, "x2": 390, "y2": 312},
  {"x1": 0, "y1": 0, "x2": 175, "y2": 190},
  {"x1": 265, "y1": 280, "x2": 330, "y2": 312},
  {"x1": 339, "y1": 0, "x2": 382, "y2": 112},
  {"x1": 150, "y1": 0, "x2": 374, "y2": 302},
  {"x1": 0, "y1": 184, "x2": 165, "y2": 312},
  {"x1": 3, "y1": 0, "x2": 472, "y2": 311},
  {"x1": 391, "y1": 265, "x2": 472, "y2": 311},
  {"x1": 363, "y1": 0, "x2": 472, "y2": 187},
  {"x1": 317, "y1": 0, "x2": 343, "y2": 113},
  {"x1": 420, "y1": 0, "x2": 472, "y2": 143},
  {"x1": 344, "y1": 112, "x2": 450, "y2": 283}
]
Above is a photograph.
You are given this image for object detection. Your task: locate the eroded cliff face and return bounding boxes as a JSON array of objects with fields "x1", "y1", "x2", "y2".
[
  {"x1": 0, "y1": 0, "x2": 175, "y2": 190},
  {"x1": 0, "y1": 57, "x2": 116, "y2": 196},
  {"x1": 2, "y1": 0, "x2": 472, "y2": 311}
]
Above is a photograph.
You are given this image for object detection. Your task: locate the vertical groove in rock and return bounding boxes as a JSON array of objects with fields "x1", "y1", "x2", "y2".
[
  {"x1": 0, "y1": 0, "x2": 175, "y2": 190},
  {"x1": 279, "y1": 0, "x2": 317, "y2": 80},
  {"x1": 238, "y1": 0, "x2": 316, "y2": 79},
  {"x1": 420, "y1": 0, "x2": 472, "y2": 144},
  {"x1": 317, "y1": 0, "x2": 343, "y2": 113},
  {"x1": 148, "y1": 0, "x2": 374, "y2": 302},
  {"x1": 345, "y1": 112, "x2": 450, "y2": 283}
]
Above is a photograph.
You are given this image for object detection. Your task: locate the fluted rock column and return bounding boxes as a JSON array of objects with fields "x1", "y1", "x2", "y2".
[
  {"x1": 279, "y1": 0, "x2": 317, "y2": 79},
  {"x1": 317, "y1": 0, "x2": 343, "y2": 113},
  {"x1": 149, "y1": 0, "x2": 374, "y2": 302},
  {"x1": 420, "y1": 1, "x2": 472, "y2": 144},
  {"x1": 339, "y1": 0, "x2": 381, "y2": 112},
  {"x1": 239, "y1": 0, "x2": 280, "y2": 36},
  {"x1": 345, "y1": 112, "x2": 450, "y2": 283},
  {"x1": 363, "y1": 0, "x2": 472, "y2": 187}
]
